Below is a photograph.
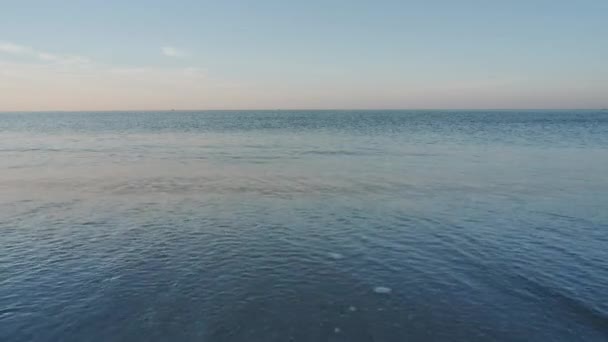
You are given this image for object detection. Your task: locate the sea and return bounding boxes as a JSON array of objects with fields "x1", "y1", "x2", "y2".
[{"x1": 1, "y1": 110, "x2": 607, "y2": 341}]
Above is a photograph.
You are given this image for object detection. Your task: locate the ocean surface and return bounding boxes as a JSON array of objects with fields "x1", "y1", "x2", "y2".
[{"x1": 1, "y1": 110, "x2": 607, "y2": 341}]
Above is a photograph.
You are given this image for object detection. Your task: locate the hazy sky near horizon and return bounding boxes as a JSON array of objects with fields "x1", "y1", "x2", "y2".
[{"x1": 1, "y1": 0, "x2": 607, "y2": 111}]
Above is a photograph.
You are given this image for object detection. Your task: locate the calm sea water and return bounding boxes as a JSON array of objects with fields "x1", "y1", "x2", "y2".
[{"x1": 1, "y1": 110, "x2": 607, "y2": 341}]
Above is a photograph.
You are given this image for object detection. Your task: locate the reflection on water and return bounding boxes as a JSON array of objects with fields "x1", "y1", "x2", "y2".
[{"x1": 1, "y1": 111, "x2": 608, "y2": 341}]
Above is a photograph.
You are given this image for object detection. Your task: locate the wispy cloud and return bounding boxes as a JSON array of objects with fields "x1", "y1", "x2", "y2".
[
  {"x1": 0, "y1": 42, "x2": 29, "y2": 54},
  {"x1": 0, "y1": 41, "x2": 90, "y2": 66},
  {"x1": 0, "y1": 41, "x2": 230, "y2": 111},
  {"x1": 161, "y1": 46, "x2": 187, "y2": 58}
]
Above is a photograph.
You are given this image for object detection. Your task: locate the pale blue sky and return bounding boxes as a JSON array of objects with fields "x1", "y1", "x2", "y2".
[{"x1": 1, "y1": 0, "x2": 607, "y2": 110}]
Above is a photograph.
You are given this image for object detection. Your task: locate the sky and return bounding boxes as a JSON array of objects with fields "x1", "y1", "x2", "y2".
[{"x1": 0, "y1": 0, "x2": 607, "y2": 111}]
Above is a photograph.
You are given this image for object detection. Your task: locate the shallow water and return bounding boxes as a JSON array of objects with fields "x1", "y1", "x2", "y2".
[{"x1": 1, "y1": 110, "x2": 607, "y2": 341}]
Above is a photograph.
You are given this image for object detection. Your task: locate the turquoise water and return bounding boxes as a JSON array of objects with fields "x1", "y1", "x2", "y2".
[{"x1": 1, "y1": 110, "x2": 607, "y2": 341}]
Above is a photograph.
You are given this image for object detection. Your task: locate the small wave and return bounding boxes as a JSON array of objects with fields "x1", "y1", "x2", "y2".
[
  {"x1": 373, "y1": 286, "x2": 392, "y2": 294},
  {"x1": 510, "y1": 273, "x2": 608, "y2": 334}
]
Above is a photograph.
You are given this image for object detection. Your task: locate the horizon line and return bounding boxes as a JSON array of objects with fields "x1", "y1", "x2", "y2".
[{"x1": 1, "y1": 108, "x2": 606, "y2": 113}]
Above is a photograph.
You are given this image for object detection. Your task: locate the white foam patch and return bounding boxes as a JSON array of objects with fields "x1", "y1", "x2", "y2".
[
  {"x1": 328, "y1": 252, "x2": 343, "y2": 260},
  {"x1": 348, "y1": 305, "x2": 357, "y2": 312},
  {"x1": 373, "y1": 286, "x2": 392, "y2": 294}
]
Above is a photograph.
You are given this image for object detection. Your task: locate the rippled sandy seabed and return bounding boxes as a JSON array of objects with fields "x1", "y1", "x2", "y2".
[{"x1": 1, "y1": 111, "x2": 607, "y2": 341}]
